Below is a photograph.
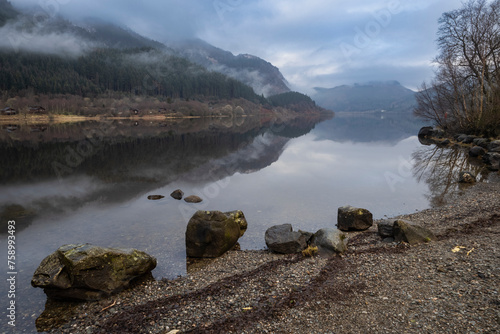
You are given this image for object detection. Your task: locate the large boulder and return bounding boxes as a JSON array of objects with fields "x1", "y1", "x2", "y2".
[
  {"x1": 337, "y1": 206, "x2": 373, "y2": 231},
  {"x1": 310, "y1": 228, "x2": 347, "y2": 256},
  {"x1": 31, "y1": 244, "x2": 156, "y2": 301},
  {"x1": 393, "y1": 220, "x2": 436, "y2": 245},
  {"x1": 469, "y1": 146, "x2": 486, "y2": 157},
  {"x1": 185, "y1": 210, "x2": 244, "y2": 258},
  {"x1": 265, "y1": 224, "x2": 309, "y2": 254}
]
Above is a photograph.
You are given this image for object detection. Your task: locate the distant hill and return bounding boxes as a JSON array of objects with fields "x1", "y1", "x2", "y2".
[
  {"x1": 171, "y1": 39, "x2": 290, "y2": 97},
  {"x1": 312, "y1": 81, "x2": 416, "y2": 113}
]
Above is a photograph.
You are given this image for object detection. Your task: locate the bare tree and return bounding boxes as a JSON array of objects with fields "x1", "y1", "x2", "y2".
[{"x1": 415, "y1": 0, "x2": 500, "y2": 137}]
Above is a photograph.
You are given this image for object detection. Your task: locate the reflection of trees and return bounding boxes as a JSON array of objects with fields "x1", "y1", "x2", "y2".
[{"x1": 412, "y1": 145, "x2": 488, "y2": 207}]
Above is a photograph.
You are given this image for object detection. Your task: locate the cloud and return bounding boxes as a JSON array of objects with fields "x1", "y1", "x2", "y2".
[
  {"x1": 9, "y1": 0, "x2": 462, "y2": 91},
  {"x1": 0, "y1": 20, "x2": 95, "y2": 56}
]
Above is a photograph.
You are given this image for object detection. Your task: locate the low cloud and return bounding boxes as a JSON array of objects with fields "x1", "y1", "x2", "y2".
[{"x1": 0, "y1": 19, "x2": 95, "y2": 56}]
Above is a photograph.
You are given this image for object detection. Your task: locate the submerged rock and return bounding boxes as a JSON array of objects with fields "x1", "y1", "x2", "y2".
[
  {"x1": 265, "y1": 224, "x2": 309, "y2": 254},
  {"x1": 337, "y1": 206, "x2": 373, "y2": 231},
  {"x1": 31, "y1": 244, "x2": 157, "y2": 301},
  {"x1": 185, "y1": 210, "x2": 244, "y2": 258}
]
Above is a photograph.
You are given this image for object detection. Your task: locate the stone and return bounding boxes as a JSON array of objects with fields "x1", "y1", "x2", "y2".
[
  {"x1": 456, "y1": 134, "x2": 468, "y2": 142},
  {"x1": 472, "y1": 138, "x2": 489, "y2": 148},
  {"x1": 337, "y1": 205, "x2": 373, "y2": 231},
  {"x1": 185, "y1": 210, "x2": 242, "y2": 258},
  {"x1": 462, "y1": 135, "x2": 476, "y2": 144},
  {"x1": 377, "y1": 220, "x2": 395, "y2": 238},
  {"x1": 310, "y1": 228, "x2": 347, "y2": 255},
  {"x1": 483, "y1": 153, "x2": 500, "y2": 170},
  {"x1": 31, "y1": 244, "x2": 156, "y2": 301},
  {"x1": 487, "y1": 140, "x2": 500, "y2": 152},
  {"x1": 469, "y1": 146, "x2": 486, "y2": 157},
  {"x1": 393, "y1": 220, "x2": 436, "y2": 245},
  {"x1": 224, "y1": 210, "x2": 248, "y2": 237},
  {"x1": 184, "y1": 195, "x2": 203, "y2": 203},
  {"x1": 418, "y1": 126, "x2": 434, "y2": 137},
  {"x1": 147, "y1": 195, "x2": 164, "y2": 200},
  {"x1": 439, "y1": 139, "x2": 450, "y2": 146},
  {"x1": 170, "y1": 189, "x2": 184, "y2": 200},
  {"x1": 265, "y1": 224, "x2": 309, "y2": 254},
  {"x1": 458, "y1": 171, "x2": 476, "y2": 183}
]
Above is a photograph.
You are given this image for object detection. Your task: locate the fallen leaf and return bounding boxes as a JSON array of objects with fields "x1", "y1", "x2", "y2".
[{"x1": 451, "y1": 246, "x2": 466, "y2": 253}]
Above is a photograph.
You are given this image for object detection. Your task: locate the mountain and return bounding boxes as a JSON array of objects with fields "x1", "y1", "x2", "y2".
[
  {"x1": 0, "y1": 0, "x2": 17, "y2": 26},
  {"x1": 312, "y1": 81, "x2": 416, "y2": 113},
  {"x1": 171, "y1": 39, "x2": 290, "y2": 97}
]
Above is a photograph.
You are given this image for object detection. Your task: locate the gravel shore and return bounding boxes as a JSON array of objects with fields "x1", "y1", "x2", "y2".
[{"x1": 43, "y1": 178, "x2": 500, "y2": 334}]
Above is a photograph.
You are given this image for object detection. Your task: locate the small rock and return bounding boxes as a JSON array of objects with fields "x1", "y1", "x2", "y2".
[
  {"x1": 458, "y1": 171, "x2": 476, "y2": 183},
  {"x1": 378, "y1": 220, "x2": 395, "y2": 238},
  {"x1": 170, "y1": 189, "x2": 184, "y2": 200},
  {"x1": 184, "y1": 195, "x2": 203, "y2": 203},
  {"x1": 147, "y1": 195, "x2": 164, "y2": 200}
]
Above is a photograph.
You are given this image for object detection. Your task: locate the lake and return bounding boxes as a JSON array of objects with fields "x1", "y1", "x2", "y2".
[{"x1": 0, "y1": 112, "x2": 495, "y2": 332}]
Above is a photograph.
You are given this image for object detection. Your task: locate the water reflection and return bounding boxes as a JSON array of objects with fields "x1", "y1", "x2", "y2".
[
  {"x1": 412, "y1": 144, "x2": 494, "y2": 207},
  {"x1": 1, "y1": 111, "x2": 495, "y2": 333}
]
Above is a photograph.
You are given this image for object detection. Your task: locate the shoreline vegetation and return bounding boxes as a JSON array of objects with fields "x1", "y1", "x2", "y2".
[{"x1": 38, "y1": 179, "x2": 500, "y2": 333}]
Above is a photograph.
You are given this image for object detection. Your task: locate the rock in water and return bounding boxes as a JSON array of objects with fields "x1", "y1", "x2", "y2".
[
  {"x1": 170, "y1": 189, "x2": 184, "y2": 200},
  {"x1": 337, "y1": 206, "x2": 373, "y2": 231},
  {"x1": 393, "y1": 220, "x2": 436, "y2": 245},
  {"x1": 310, "y1": 228, "x2": 347, "y2": 255},
  {"x1": 265, "y1": 224, "x2": 309, "y2": 254},
  {"x1": 185, "y1": 210, "x2": 243, "y2": 258},
  {"x1": 184, "y1": 195, "x2": 203, "y2": 203},
  {"x1": 147, "y1": 195, "x2": 164, "y2": 200},
  {"x1": 31, "y1": 244, "x2": 156, "y2": 301}
]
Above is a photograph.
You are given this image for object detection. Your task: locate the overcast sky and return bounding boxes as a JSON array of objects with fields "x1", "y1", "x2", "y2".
[{"x1": 13, "y1": 0, "x2": 461, "y2": 93}]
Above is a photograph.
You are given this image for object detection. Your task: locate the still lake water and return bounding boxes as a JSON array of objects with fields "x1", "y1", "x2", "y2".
[{"x1": 0, "y1": 112, "x2": 495, "y2": 332}]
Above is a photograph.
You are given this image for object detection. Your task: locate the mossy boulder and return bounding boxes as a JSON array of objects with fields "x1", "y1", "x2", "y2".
[
  {"x1": 393, "y1": 220, "x2": 436, "y2": 245},
  {"x1": 337, "y1": 205, "x2": 373, "y2": 231},
  {"x1": 185, "y1": 210, "x2": 245, "y2": 258},
  {"x1": 31, "y1": 244, "x2": 156, "y2": 301},
  {"x1": 310, "y1": 228, "x2": 347, "y2": 256}
]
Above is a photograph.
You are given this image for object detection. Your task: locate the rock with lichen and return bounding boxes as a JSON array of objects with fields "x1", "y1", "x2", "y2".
[
  {"x1": 337, "y1": 205, "x2": 373, "y2": 231},
  {"x1": 31, "y1": 244, "x2": 156, "y2": 301}
]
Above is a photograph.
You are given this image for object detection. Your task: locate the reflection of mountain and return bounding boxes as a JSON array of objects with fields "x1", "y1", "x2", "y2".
[
  {"x1": 312, "y1": 81, "x2": 416, "y2": 113},
  {"x1": 0, "y1": 115, "x2": 323, "y2": 214},
  {"x1": 312, "y1": 112, "x2": 429, "y2": 144}
]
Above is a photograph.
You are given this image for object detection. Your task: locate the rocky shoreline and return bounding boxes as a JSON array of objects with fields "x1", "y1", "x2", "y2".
[{"x1": 38, "y1": 176, "x2": 500, "y2": 334}]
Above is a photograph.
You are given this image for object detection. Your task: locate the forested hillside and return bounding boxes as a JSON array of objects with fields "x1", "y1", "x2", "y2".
[{"x1": 0, "y1": 47, "x2": 263, "y2": 102}]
